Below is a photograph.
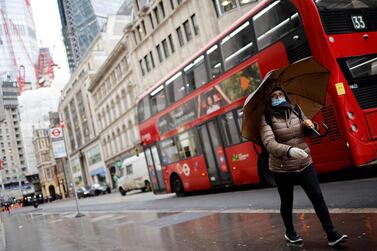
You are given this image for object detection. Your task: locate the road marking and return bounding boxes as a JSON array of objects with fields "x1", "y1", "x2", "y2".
[
  {"x1": 26, "y1": 207, "x2": 377, "y2": 217},
  {"x1": 90, "y1": 214, "x2": 114, "y2": 223}
]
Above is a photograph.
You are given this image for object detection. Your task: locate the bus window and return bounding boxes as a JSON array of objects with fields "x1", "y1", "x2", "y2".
[
  {"x1": 176, "y1": 130, "x2": 201, "y2": 159},
  {"x1": 184, "y1": 55, "x2": 208, "y2": 91},
  {"x1": 137, "y1": 96, "x2": 151, "y2": 122},
  {"x1": 199, "y1": 63, "x2": 261, "y2": 116},
  {"x1": 253, "y1": 1, "x2": 301, "y2": 50},
  {"x1": 220, "y1": 111, "x2": 241, "y2": 146},
  {"x1": 221, "y1": 21, "x2": 255, "y2": 71},
  {"x1": 166, "y1": 71, "x2": 185, "y2": 104},
  {"x1": 159, "y1": 137, "x2": 180, "y2": 165},
  {"x1": 315, "y1": 0, "x2": 377, "y2": 10},
  {"x1": 150, "y1": 85, "x2": 167, "y2": 115},
  {"x1": 207, "y1": 44, "x2": 223, "y2": 80}
]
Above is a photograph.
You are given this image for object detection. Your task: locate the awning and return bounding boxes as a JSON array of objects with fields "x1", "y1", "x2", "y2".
[{"x1": 90, "y1": 167, "x2": 106, "y2": 177}]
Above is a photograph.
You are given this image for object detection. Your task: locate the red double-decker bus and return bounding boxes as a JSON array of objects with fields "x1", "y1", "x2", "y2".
[{"x1": 137, "y1": 0, "x2": 377, "y2": 196}]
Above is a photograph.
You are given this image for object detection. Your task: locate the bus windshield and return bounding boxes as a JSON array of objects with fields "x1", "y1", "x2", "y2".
[{"x1": 315, "y1": 0, "x2": 377, "y2": 10}]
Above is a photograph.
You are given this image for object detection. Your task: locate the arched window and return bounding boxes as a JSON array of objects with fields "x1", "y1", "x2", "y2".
[
  {"x1": 112, "y1": 131, "x2": 118, "y2": 154},
  {"x1": 128, "y1": 119, "x2": 136, "y2": 144},
  {"x1": 117, "y1": 127, "x2": 123, "y2": 151},
  {"x1": 107, "y1": 135, "x2": 112, "y2": 158},
  {"x1": 122, "y1": 124, "x2": 129, "y2": 148},
  {"x1": 121, "y1": 89, "x2": 128, "y2": 112},
  {"x1": 116, "y1": 94, "x2": 122, "y2": 114},
  {"x1": 106, "y1": 104, "x2": 112, "y2": 124}
]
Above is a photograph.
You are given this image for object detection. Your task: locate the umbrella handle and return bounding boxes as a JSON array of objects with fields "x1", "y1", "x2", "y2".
[{"x1": 311, "y1": 123, "x2": 328, "y2": 137}]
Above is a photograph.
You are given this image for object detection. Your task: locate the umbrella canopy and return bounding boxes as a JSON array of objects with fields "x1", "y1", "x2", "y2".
[{"x1": 241, "y1": 57, "x2": 330, "y2": 145}]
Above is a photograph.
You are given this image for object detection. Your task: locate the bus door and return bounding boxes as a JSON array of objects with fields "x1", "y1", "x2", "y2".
[
  {"x1": 198, "y1": 120, "x2": 232, "y2": 186},
  {"x1": 144, "y1": 145, "x2": 166, "y2": 193}
]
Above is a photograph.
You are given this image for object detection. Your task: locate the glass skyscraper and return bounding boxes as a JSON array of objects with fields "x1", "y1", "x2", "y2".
[
  {"x1": 57, "y1": 0, "x2": 129, "y2": 71},
  {"x1": 0, "y1": 0, "x2": 39, "y2": 89}
]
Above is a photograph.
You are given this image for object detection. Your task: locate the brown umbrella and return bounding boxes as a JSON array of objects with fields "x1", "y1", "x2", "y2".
[{"x1": 241, "y1": 57, "x2": 330, "y2": 145}]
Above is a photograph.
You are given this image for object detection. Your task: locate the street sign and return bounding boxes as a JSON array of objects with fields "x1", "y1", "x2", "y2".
[
  {"x1": 50, "y1": 127, "x2": 67, "y2": 158},
  {"x1": 50, "y1": 127, "x2": 62, "y2": 139}
]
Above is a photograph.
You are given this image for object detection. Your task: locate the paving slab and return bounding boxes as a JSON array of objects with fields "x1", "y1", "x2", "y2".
[{"x1": 2, "y1": 211, "x2": 376, "y2": 250}]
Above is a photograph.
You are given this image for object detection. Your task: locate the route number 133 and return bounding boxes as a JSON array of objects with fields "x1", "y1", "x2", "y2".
[{"x1": 351, "y1": 15, "x2": 367, "y2": 30}]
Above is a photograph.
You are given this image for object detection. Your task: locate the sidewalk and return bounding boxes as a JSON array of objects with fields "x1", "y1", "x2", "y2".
[
  {"x1": 0, "y1": 214, "x2": 5, "y2": 251},
  {"x1": 3, "y1": 210, "x2": 377, "y2": 250}
]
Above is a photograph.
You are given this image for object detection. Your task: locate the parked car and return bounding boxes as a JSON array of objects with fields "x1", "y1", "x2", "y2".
[
  {"x1": 89, "y1": 183, "x2": 111, "y2": 196},
  {"x1": 77, "y1": 186, "x2": 91, "y2": 198},
  {"x1": 117, "y1": 153, "x2": 152, "y2": 196}
]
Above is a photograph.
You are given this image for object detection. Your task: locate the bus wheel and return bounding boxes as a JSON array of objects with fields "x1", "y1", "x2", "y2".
[
  {"x1": 119, "y1": 187, "x2": 126, "y2": 196},
  {"x1": 258, "y1": 152, "x2": 276, "y2": 187},
  {"x1": 172, "y1": 175, "x2": 185, "y2": 197}
]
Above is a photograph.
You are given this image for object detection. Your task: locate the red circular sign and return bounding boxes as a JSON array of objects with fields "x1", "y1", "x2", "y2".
[{"x1": 51, "y1": 128, "x2": 61, "y2": 137}]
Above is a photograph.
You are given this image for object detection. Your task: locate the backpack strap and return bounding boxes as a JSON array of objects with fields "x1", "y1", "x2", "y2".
[{"x1": 293, "y1": 105, "x2": 303, "y2": 121}]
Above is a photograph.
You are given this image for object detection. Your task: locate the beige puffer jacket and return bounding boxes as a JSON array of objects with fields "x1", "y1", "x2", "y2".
[{"x1": 260, "y1": 106, "x2": 312, "y2": 172}]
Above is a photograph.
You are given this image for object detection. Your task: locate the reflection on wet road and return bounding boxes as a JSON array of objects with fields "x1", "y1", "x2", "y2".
[{"x1": 3, "y1": 211, "x2": 377, "y2": 250}]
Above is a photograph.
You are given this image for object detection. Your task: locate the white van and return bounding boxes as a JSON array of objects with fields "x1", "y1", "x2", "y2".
[{"x1": 117, "y1": 153, "x2": 152, "y2": 196}]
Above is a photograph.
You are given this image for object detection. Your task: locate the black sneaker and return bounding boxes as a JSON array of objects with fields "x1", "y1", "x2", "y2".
[
  {"x1": 327, "y1": 230, "x2": 348, "y2": 246},
  {"x1": 284, "y1": 231, "x2": 303, "y2": 244}
]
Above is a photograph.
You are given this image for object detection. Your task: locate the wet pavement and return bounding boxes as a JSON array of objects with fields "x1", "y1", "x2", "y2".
[{"x1": 3, "y1": 211, "x2": 377, "y2": 251}]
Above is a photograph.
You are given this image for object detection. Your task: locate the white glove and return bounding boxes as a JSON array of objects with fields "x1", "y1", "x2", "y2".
[{"x1": 289, "y1": 147, "x2": 308, "y2": 159}]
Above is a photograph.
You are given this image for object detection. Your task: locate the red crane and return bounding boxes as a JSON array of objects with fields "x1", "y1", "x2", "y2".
[{"x1": 36, "y1": 48, "x2": 58, "y2": 88}]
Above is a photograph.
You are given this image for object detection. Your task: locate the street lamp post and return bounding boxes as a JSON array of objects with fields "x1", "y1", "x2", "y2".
[
  {"x1": 51, "y1": 126, "x2": 84, "y2": 218},
  {"x1": 63, "y1": 141, "x2": 84, "y2": 218}
]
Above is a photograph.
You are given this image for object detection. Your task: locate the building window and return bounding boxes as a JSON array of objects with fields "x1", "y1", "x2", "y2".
[
  {"x1": 183, "y1": 20, "x2": 192, "y2": 41},
  {"x1": 159, "y1": 1, "x2": 166, "y2": 18},
  {"x1": 168, "y1": 34, "x2": 175, "y2": 53},
  {"x1": 141, "y1": 20, "x2": 147, "y2": 35},
  {"x1": 170, "y1": 0, "x2": 175, "y2": 10},
  {"x1": 153, "y1": 7, "x2": 160, "y2": 24},
  {"x1": 213, "y1": 0, "x2": 237, "y2": 16},
  {"x1": 148, "y1": 13, "x2": 154, "y2": 29},
  {"x1": 149, "y1": 51, "x2": 155, "y2": 68},
  {"x1": 144, "y1": 55, "x2": 151, "y2": 72},
  {"x1": 177, "y1": 0, "x2": 182, "y2": 4},
  {"x1": 139, "y1": 59, "x2": 145, "y2": 76},
  {"x1": 162, "y1": 39, "x2": 169, "y2": 58},
  {"x1": 156, "y1": 44, "x2": 163, "y2": 62},
  {"x1": 137, "y1": 25, "x2": 142, "y2": 40},
  {"x1": 176, "y1": 26, "x2": 184, "y2": 46},
  {"x1": 132, "y1": 31, "x2": 137, "y2": 44},
  {"x1": 191, "y1": 14, "x2": 199, "y2": 35}
]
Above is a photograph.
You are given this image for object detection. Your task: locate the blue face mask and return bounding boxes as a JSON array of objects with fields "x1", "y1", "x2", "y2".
[{"x1": 271, "y1": 97, "x2": 286, "y2": 106}]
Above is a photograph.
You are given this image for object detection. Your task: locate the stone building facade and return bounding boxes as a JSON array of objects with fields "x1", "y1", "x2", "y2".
[{"x1": 58, "y1": 16, "x2": 131, "y2": 188}]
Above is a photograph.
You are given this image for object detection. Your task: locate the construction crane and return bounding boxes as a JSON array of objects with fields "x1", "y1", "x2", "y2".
[{"x1": 36, "y1": 48, "x2": 58, "y2": 88}]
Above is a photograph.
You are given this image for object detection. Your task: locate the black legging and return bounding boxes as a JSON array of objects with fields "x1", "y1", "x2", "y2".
[{"x1": 273, "y1": 164, "x2": 334, "y2": 234}]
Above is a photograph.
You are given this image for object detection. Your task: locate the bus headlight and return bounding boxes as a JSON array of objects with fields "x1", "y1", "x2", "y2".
[
  {"x1": 347, "y1": 111, "x2": 355, "y2": 120},
  {"x1": 351, "y1": 124, "x2": 358, "y2": 132}
]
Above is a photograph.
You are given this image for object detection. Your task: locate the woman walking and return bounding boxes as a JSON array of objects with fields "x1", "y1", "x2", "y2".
[{"x1": 259, "y1": 82, "x2": 347, "y2": 247}]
